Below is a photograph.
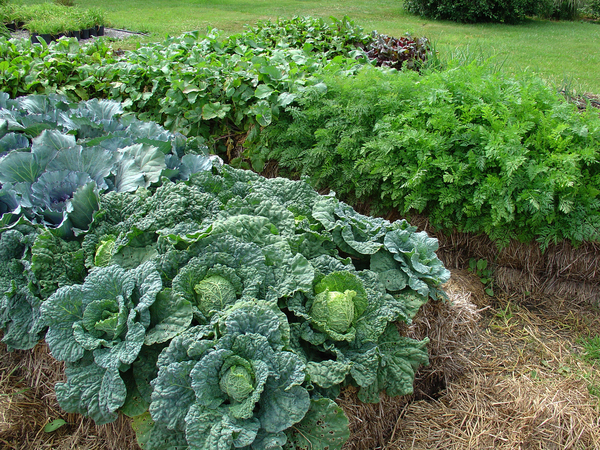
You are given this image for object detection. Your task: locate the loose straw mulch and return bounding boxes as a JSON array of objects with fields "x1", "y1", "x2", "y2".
[
  {"x1": 386, "y1": 295, "x2": 600, "y2": 450},
  {"x1": 389, "y1": 372, "x2": 600, "y2": 450},
  {"x1": 0, "y1": 342, "x2": 138, "y2": 450}
]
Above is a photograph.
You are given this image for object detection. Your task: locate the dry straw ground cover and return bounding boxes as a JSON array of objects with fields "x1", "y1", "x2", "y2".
[
  {"x1": 2, "y1": 269, "x2": 597, "y2": 449},
  {"x1": 390, "y1": 292, "x2": 600, "y2": 450}
]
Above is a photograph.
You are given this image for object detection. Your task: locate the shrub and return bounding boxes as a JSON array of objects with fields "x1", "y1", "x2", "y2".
[
  {"x1": 580, "y1": 0, "x2": 600, "y2": 17},
  {"x1": 533, "y1": 0, "x2": 585, "y2": 19},
  {"x1": 403, "y1": 0, "x2": 536, "y2": 23}
]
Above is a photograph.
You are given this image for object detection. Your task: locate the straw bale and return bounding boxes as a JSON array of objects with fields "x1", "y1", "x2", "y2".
[
  {"x1": 420, "y1": 224, "x2": 599, "y2": 306},
  {"x1": 404, "y1": 270, "x2": 483, "y2": 385},
  {"x1": 495, "y1": 267, "x2": 600, "y2": 307}
]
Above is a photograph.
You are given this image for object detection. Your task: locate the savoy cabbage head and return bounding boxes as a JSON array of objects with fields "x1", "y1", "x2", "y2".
[
  {"x1": 39, "y1": 261, "x2": 189, "y2": 424},
  {"x1": 147, "y1": 299, "x2": 313, "y2": 450}
]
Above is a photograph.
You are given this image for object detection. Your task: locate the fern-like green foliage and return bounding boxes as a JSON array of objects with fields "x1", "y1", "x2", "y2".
[{"x1": 257, "y1": 62, "x2": 600, "y2": 248}]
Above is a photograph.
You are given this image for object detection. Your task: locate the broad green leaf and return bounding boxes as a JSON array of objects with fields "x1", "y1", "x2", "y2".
[
  {"x1": 370, "y1": 250, "x2": 409, "y2": 292},
  {"x1": 254, "y1": 101, "x2": 273, "y2": 127},
  {"x1": 55, "y1": 356, "x2": 127, "y2": 425},
  {"x1": 356, "y1": 325, "x2": 429, "y2": 403},
  {"x1": 47, "y1": 145, "x2": 118, "y2": 190},
  {"x1": 185, "y1": 403, "x2": 259, "y2": 450},
  {"x1": 202, "y1": 102, "x2": 231, "y2": 120},
  {"x1": 114, "y1": 144, "x2": 166, "y2": 192},
  {"x1": 277, "y1": 92, "x2": 296, "y2": 107},
  {"x1": 255, "y1": 85, "x2": 275, "y2": 99},
  {"x1": 145, "y1": 289, "x2": 193, "y2": 346},
  {"x1": 0, "y1": 152, "x2": 43, "y2": 184},
  {"x1": 44, "y1": 419, "x2": 67, "y2": 433},
  {"x1": 132, "y1": 412, "x2": 188, "y2": 450},
  {"x1": 149, "y1": 360, "x2": 197, "y2": 430},
  {"x1": 306, "y1": 359, "x2": 351, "y2": 389},
  {"x1": 284, "y1": 398, "x2": 349, "y2": 450},
  {"x1": 0, "y1": 132, "x2": 29, "y2": 154},
  {"x1": 67, "y1": 181, "x2": 100, "y2": 231}
]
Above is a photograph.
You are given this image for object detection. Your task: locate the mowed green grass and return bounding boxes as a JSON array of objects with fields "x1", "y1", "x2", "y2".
[{"x1": 20, "y1": 0, "x2": 600, "y2": 94}]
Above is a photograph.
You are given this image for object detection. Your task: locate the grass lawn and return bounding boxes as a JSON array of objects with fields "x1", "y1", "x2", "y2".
[{"x1": 18, "y1": 0, "x2": 600, "y2": 94}]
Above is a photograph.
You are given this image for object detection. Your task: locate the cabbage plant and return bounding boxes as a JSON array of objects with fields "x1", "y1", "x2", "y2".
[
  {"x1": 147, "y1": 300, "x2": 314, "y2": 449},
  {"x1": 39, "y1": 262, "x2": 167, "y2": 424}
]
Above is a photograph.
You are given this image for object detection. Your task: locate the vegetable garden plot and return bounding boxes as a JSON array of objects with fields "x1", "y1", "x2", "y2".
[{"x1": 0, "y1": 94, "x2": 450, "y2": 449}]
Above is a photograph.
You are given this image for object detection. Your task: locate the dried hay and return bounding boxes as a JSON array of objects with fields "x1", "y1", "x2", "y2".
[
  {"x1": 389, "y1": 372, "x2": 600, "y2": 450},
  {"x1": 0, "y1": 341, "x2": 139, "y2": 450},
  {"x1": 387, "y1": 295, "x2": 600, "y2": 450},
  {"x1": 340, "y1": 270, "x2": 483, "y2": 450}
]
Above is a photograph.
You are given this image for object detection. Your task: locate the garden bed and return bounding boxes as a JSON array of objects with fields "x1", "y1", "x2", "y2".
[{"x1": 1, "y1": 270, "x2": 598, "y2": 449}]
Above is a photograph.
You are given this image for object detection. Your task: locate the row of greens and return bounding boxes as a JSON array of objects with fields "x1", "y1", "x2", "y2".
[
  {"x1": 0, "y1": 93, "x2": 449, "y2": 449},
  {"x1": 0, "y1": 17, "x2": 426, "y2": 136},
  {"x1": 1, "y1": 2, "x2": 106, "y2": 37}
]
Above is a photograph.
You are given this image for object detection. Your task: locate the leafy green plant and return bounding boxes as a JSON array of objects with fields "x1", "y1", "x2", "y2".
[
  {"x1": 403, "y1": 0, "x2": 535, "y2": 23},
  {"x1": 256, "y1": 62, "x2": 600, "y2": 247},
  {"x1": 581, "y1": 0, "x2": 600, "y2": 17},
  {"x1": 468, "y1": 258, "x2": 495, "y2": 296},
  {"x1": 534, "y1": 0, "x2": 586, "y2": 19}
]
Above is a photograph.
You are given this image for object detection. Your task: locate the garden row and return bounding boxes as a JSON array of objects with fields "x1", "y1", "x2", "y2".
[
  {"x1": 0, "y1": 92, "x2": 448, "y2": 449},
  {"x1": 1, "y1": 2, "x2": 107, "y2": 43},
  {"x1": 1, "y1": 16, "x2": 598, "y2": 248}
]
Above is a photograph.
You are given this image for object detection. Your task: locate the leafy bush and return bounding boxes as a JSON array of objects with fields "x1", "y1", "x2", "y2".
[
  {"x1": 0, "y1": 93, "x2": 449, "y2": 449},
  {"x1": 581, "y1": 0, "x2": 600, "y2": 17},
  {"x1": 533, "y1": 0, "x2": 585, "y2": 18},
  {"x1": 403, "y1": 0, "x2": 536, "y2": 23},
  {"x1": 255, "y1": 63, "x2": 600, "y2": 247}
]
